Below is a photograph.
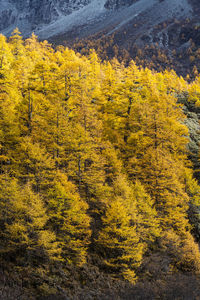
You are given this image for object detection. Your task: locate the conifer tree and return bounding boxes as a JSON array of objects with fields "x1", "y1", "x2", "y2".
[
  {"x1": 0, "y1": 32, "x2": 200, "y2": 293},
  {"x1": 0, "y1": 175, "x2": 59, "y2": 264},
  {"x1": 185, "y1": 169, "x2": 200, "y2": 241},
  {"x1": 123, "y1": 72, "x2": 190, "y2": 234},
  {"x1": 15, "y1": 137, "x2": 55, "y2": 192},
  {"x1": 0, "y1": 34, "x2": 20, "y2": 175},
  {"x1": 96, "y1": 175, "x2": 144, "y2": 283},
  {"x1": 46, "y1": 171, "x2": 91, "y2": 265}
]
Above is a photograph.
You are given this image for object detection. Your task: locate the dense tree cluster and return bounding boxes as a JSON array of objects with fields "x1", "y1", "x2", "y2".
[
  {"x1": 70, "y1": 23, "x2": 200, "y2": 81},
  {"x1": 1, "y1": 29, "x2": 200, "y2": 298}
]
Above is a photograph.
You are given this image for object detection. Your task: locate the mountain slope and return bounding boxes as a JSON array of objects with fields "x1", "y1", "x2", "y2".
[{"x1": 0, "y1": 0, "x2": 194, "y2": 42}]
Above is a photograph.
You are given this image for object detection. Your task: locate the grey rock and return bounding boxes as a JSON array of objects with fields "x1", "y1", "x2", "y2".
[
  {"x1": 104, "y1": 0, "x2": 139, "y2": 10},
  {"x1": 179, "y1": 96, "x2": 200, "y2": 180},
  {"x1": 0, "y1": 0, "x2": 194, "y2": 41},
  {"x1": 0, "y1": 0, "x2": 92, "y2": 36}
]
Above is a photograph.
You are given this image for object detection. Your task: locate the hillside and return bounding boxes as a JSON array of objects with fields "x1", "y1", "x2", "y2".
[
  {"x1": 1, "y1": 2, "x2": 200, "y2": 299},
  {"x1": 0, "y1": 31, "x2": 200, "y2": 299},
  {"x1": 0, "y1": 0, "x2": 200, "y2": 76}
]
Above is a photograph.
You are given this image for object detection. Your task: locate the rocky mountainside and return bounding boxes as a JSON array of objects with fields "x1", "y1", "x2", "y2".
[
  {"x1": 0, "y1": 0, "x2": 92, "y2": 34},
  {"x1": 1, "y1": 0, "x2": 200, "y2": 73},
  {"x1": 104, "y1": 0, "x2": 138, "y2": 9},
  {"x1": 1, "y1": 1, "x2": 200, "y2": 73},
  {"x1": 0, "y1": 0, "x2": 137, "y2": 37},
  {"x1": 0, "y1": 0, "x2": 196, "y2": 41}
]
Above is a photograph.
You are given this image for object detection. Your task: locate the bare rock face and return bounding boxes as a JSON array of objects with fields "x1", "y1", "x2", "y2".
[
  {"x1": 104, "y1": 0, "x2": 138, "y2": 9},
  {"x1": 26, "y1": 0, "x2": 92, "y2": 23},
  {"x1": 0, "y1": 0, "x2": 195, "y2": 41},
  {"x1": 0, "y1": 9, "x2": 15, "y2": 31},
  {"x1": 0, "y1": 0, "x2": 92, "y2": 34}
]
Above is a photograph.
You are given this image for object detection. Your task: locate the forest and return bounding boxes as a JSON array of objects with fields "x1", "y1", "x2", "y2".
[{"x1": 1, "y1": 29, "x2": 200, "y2": 299}]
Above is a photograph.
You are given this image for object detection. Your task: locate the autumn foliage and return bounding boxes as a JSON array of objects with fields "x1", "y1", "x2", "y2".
[{"x1": 0, "y1": 29, "x2": 200, "y2": 297}]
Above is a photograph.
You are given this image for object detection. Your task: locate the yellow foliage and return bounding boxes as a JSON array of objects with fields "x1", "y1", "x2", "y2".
[
  {"x1": 0, "y1": 31, "x2": 199, "y2": 285},
  {"x1": 161, "y1": 231, "x2": 200, "y2": 274}
]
